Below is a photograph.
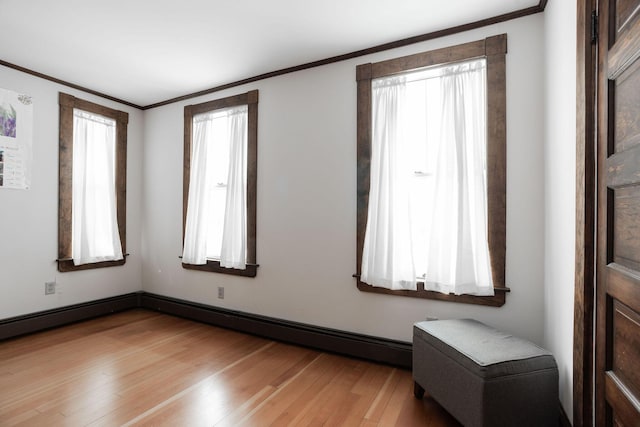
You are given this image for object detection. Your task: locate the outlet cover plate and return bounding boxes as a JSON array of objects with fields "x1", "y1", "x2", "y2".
[{"x1": 45, "y1": 282, "x2": 56, "y2": 295}]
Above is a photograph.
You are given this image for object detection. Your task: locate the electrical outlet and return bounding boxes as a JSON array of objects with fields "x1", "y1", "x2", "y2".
[
  {"x1": 218, "y1": 287, "x2": 224, "y2": 299},
  {"x1": 45, "y1": 281, "x2": 56, "y2": 295}
]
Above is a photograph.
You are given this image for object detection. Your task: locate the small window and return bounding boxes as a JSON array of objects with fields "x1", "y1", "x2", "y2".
[
  {"x1": 356, "y1": 35, "x2": 507, "y2": 306},
  {"x1": 58, "y1": 93, "x2": 128, "y2": 272},
  {"x1": 182, "y1": 90, "x2": 258, "y2": 277}
]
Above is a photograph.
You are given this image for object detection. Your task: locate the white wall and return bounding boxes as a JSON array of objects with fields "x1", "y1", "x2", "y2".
[
  {"x1": 543, "y1": 0, "x2": 577, "y2": 422},
  {"x1": 0, "y1": 66, "x2": 144, "y2": 319},
  {"x1": 142, "y1": 14, "x2": 546, "y2": 344}
]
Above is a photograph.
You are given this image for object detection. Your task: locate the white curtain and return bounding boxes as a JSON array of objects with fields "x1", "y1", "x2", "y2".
[
  {"x1": 182, "y1": 106, "x2": 248, "y2": 269},
  {"x1": 361, "y1": 59, "x2": 493, "y2": 296},
  {"x1": 181, "y1": 112, "x2": 212, "y2": 264},
  {"x1": 423, "y1": 60, "x2": 493, "y2": 296},
  {"x1": 72, "y1": 109, "x2": 123, "y2": 265},
  {"x1": 220, "y1": 109, "x2": 247, "y2": 269},
  {"x1": 361, "y1": 76, "x2": 417, "y2": 290}
]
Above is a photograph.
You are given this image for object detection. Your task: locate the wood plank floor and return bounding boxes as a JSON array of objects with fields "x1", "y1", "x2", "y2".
[{"x1": 0, "y1": 309, "x2": 461, "y2": 426}]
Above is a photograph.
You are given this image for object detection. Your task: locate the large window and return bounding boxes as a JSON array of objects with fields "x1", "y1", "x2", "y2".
[
  {"x1": 58, "y1": 93, "x2": 128, "y2": 272},
  {"x1": 182, "y1": 90, "x2": 258, "y2": 277},
  {"x1": 356, "y1": 35, "x2": 508, "y2": 306}
]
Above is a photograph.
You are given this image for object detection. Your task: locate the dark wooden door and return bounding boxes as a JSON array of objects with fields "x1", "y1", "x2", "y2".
[{"x1": 596, "y1": 1, "x2": 640, "y2": 425}]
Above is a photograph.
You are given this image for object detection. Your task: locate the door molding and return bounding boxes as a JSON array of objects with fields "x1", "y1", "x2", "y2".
[{"x1": 575, "y1": 0, "x2": 597, "y2": 426}]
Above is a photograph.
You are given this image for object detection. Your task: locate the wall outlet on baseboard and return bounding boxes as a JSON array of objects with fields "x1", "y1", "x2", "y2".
[
  {"x1": 45, "y1": 281, "x2": 56, "y2": 295},
  {"x1": 218, "y1": 287, "x2": 224, "y2": 299}
]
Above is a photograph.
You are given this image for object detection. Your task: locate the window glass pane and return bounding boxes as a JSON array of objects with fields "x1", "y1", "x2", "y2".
[
  {"x1": 194, "y1": 110, "x2": 231, "y2": 260},
  {"x1": 369, "y1": 58, "x2": 490, "y2": 288},
  {"x1": 72, "y1": 108, "x2": 122, "y2": 264}
]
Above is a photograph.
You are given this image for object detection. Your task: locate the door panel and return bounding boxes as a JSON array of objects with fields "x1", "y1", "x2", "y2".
[
  {"x1": 613, "y1": 186, "x2": 640, "y2": 271},
  {"x1": 615, "y1": 60, "x2": 640, "y2": 152},
  {"x1": 615, "y1": 0, "x2": 640, "y2": 34},
  {"x1": 597, "y1": 0, "x2": 640, "y2": 425},
  {"x1": 607, "y1": 264, "x2": 640, "y2": 313},
  {"x1": 612, "y1": 301, "x2": 640, "y2": 397}
]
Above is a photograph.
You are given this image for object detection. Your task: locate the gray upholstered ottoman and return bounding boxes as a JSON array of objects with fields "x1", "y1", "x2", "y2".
[{"x1": 413, "y1": 319, "x2": 558, "y2": 427}]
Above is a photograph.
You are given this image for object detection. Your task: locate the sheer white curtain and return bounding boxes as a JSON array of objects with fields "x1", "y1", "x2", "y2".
[
  {"x1": 361, "y1": 59, "x2": 493, "y2": 295},
  {"x1": 361, "y1": 76, "x2": 417, "y2": 291},
  {"x1": 423, "y1": 60, "x2": 493, "y2": 296},
  {"x1": 72, "y1": 109, "x2": 123, "y2": 265},
  {"x1": 220, "y1": 109, "x2": 247, "y2": 269},
  {"x1": 181, "y1": 112, "x2": 212, "y2": 264},
  {"x1": 182, "y1": 106, "x2": 248, "y2": 268}
]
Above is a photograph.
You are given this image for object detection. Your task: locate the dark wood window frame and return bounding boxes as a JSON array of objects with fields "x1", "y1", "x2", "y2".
[
  {"x1": 355, "y1": 35, "x2": 508, "y2": 307},
  {"x1": 58, "y1": 93, "x2": 128, "y2": 272},
  {"x1": 182, "y1": 90, "x2": 258, "y2": 277}
]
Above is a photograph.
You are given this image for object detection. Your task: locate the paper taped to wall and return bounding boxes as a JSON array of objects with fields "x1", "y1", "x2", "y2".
[{"x1": 0, "y1": 87, "x2": 32, "y2": 190}]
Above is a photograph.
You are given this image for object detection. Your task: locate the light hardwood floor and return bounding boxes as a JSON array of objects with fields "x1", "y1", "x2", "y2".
[{"x1": 0, "y1": 309, "x2": 461, "y2": 426}]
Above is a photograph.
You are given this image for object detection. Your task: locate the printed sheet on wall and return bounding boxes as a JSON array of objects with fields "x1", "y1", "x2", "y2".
[{"x1": 0, "y1": 87, "x2": 33, "y2": 190}]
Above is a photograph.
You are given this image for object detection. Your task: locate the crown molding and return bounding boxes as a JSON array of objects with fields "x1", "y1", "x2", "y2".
[{"x1": 0, "y1": 1, "x2": 547, "y2": 111}]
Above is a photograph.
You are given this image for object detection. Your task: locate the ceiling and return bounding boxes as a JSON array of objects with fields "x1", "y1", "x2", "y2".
[{"x1": 0, "y1": 0, "x2": 540, "y2": 108}]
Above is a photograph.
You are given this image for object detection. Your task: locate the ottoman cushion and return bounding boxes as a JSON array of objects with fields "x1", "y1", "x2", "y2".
[{"x1": 414, "y1": 319, "x2": 557, "y2": 378}]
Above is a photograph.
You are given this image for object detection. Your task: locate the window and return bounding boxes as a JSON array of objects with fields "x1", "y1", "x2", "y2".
[
  {"x1": 355, "y1": 35, "x2": 507, "y2": 306},
  {"x1": 182, "y1": 90, "x2": 258, "y2": 277},
  {"x1": 58, "y1": 93, "x2": 128, "y2": 272}
]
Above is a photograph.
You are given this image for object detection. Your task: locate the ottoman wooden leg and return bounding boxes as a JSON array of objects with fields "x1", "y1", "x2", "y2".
[{"x1": 414, "y1": 381, "x2": 425, "y2": 399}]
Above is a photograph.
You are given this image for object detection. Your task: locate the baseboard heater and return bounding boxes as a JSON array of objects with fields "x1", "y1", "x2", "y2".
[
  {"x1": 0, "y1": 291, "x2": 412, "y2": 369},
  {"x1": 0, "y1": 293, "x2": 140, "y2": 340}
]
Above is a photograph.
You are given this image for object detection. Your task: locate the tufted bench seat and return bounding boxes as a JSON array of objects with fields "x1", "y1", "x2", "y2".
[{"x1": 413, "y1": 319, "x2": 558, "y2": 427}]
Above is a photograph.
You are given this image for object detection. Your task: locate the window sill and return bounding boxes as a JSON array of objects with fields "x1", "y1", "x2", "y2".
[
  {"x1": 355, "y1": 279, "x2": 507, "y2": 307},
  {"x1": 57, "y1": 258, "x2": 126, "y2": 273},
  {"x1": 182, "y1": 260, "x2": 258, "y2": 277}
]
